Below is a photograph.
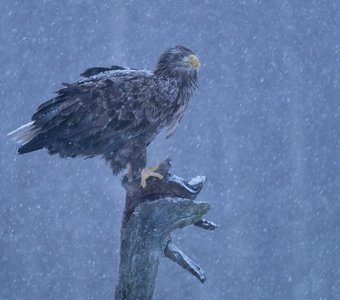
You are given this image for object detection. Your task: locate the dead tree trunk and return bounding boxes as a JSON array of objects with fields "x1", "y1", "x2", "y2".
[{"x1": 114, "y1": 159, "x2": 216, "y2": 300}]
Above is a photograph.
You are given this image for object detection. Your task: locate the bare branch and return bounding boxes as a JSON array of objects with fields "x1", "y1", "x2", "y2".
[
  {"x1": 115, "y1": 160, "x2": 214, "y2": 300},
  {"x1": 165, "y1": 242, "x2": 206, "y2": 283},
  {"x1": 194, "y1": 219, "x2": 218, "y2": 231}
]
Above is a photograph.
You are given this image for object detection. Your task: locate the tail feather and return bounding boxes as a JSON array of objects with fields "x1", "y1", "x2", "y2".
[
  {"x1": 18, "y1": 139, "x2": 44, "y2": 154},
  {"x1": 7, "y1": 121, "x2": 42, "y2": 154}
]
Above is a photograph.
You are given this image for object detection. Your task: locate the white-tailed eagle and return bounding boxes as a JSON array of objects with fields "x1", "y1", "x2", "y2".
[{"x1": 8, "y1": 46, "x2": 200, "y2": 186}]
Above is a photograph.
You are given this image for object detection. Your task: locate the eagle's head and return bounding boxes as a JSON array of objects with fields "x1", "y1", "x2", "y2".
[{"x1": 154, "y1": 46, "x2": 200, "y2": 79}]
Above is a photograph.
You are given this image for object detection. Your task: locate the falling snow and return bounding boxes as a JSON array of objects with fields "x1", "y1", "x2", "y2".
[{"x1": 1, "y1": 1, "x2": 340, "y2": 299}]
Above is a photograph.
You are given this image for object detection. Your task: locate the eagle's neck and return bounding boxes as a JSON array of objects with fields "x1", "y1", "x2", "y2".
[
  {"x1": 155, "y1": 68, "x2": 198, "y2": 100},
  {"x1": 161, "y1": 72, "x2": 198, "y2": 138},
  {"x1": 176, "y1": 73, "x2": 198, "y2": 104}
]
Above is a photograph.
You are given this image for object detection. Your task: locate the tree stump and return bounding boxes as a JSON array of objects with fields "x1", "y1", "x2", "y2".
[{"x1": 114, "y1": 159, "x2": 216, "y2": 300}]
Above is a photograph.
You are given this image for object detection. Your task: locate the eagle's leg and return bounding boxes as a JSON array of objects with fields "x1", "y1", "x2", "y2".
[
  {"x1": 140, "y1": 164, "x2": 164, "y2": 188},
  {"x1": 126, "y1": 163, "x2": 133, "y2": 181},
  {"x1": 126, "y1": 143, "x2": 164, "y2": 188}
]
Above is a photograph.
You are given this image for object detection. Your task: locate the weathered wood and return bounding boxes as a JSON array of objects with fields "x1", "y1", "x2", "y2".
[
  {"x1": 194, "y1": 219, "x2": 218, "y2": 231},
  {"x1": 114, "y1": 160, "x2": 214, "y2": 300},
  {"x1": 164, "y1": 242, "x2": 207, "y2": 283}
]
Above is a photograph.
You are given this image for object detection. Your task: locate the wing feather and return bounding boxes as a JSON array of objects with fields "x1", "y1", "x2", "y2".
[{"x1": 27, "y1": 69, "x2": 176, "y2": 157}]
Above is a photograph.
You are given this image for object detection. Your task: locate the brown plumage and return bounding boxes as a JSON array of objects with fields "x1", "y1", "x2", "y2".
[{"x1": 8, "y1": 46, "x2": 200, "y2": 176}]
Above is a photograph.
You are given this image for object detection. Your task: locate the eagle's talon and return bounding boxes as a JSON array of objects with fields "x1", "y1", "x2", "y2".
[{"x1": 141, "y1": 166, "x2": 164, "y2": 188}]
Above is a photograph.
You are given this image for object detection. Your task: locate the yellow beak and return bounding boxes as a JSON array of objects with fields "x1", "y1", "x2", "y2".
[{"x1": 187, "y1": 54, "x2": 201, "y2": 69}]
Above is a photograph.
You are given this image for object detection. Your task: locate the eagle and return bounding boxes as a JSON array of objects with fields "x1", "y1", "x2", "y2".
[{"x1": 8, "y1": 46, "x2": 200, "y2": 187}]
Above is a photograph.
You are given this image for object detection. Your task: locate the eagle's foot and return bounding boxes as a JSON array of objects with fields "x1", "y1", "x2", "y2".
[{"x1": 140, "y1": 164, "x2": 164, "y2": 188}]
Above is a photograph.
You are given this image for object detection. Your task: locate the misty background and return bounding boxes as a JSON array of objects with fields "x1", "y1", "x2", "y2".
[{"x1": 1, "y1": 0, "x2": 340, "y2": 299}]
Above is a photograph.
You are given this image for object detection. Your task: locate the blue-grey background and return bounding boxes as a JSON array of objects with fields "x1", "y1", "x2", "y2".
[{"x1": 1, "y1": 1, "x2": 340, "y2": 299}]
